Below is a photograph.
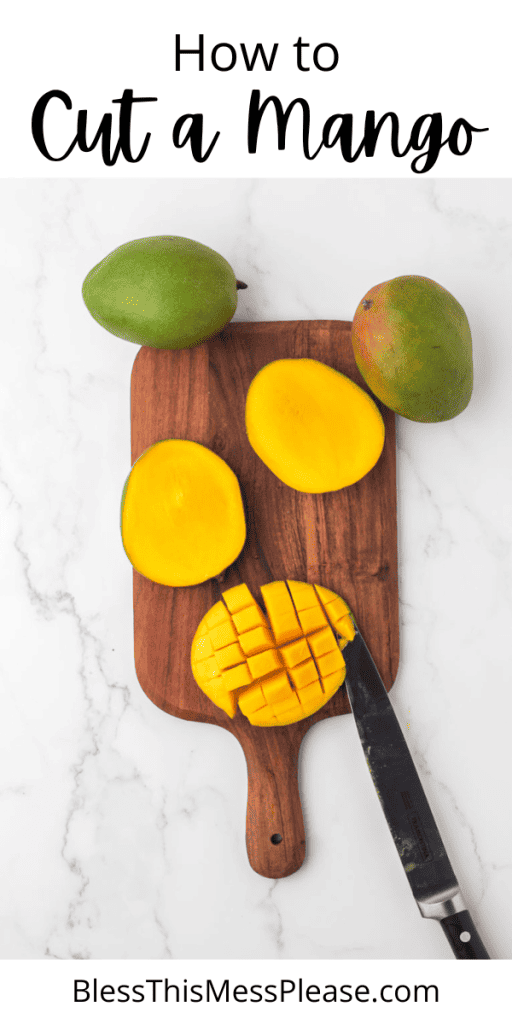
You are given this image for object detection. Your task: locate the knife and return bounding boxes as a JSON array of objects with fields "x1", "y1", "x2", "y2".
[{"x1": 340, "y1": 624, "x2": 490, "y2": 960}]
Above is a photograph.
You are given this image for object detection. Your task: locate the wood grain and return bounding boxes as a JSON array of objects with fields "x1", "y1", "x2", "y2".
[{"x1": 131, "y1": 320, "x2": 399, "y2": 878}]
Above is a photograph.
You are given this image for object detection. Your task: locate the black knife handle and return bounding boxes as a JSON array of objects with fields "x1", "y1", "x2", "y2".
[{"x1": 440, "y1": 910, "x2": 490, "y2": 959}]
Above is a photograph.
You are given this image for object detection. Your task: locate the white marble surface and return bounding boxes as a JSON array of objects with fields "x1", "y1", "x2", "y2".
[{"x1": 0, "y1": 178, "x2": 510, "y2": 961}]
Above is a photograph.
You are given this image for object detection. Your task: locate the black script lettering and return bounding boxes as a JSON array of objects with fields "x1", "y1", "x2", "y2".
[
  {"x1": 362, "y1": 110, "x2": 405, "y2": 157},
  {"x1": 247, "y1": 91, "x2": 323, "y2": 158},
  {"x1": 32, "y1": 91, "x2": 73, "y2": 160},
  {"x1": 322, "y1": 113, "x2": 365, "y2": 161},
  {"x1": 448, "y1": 117, "x2": 487, "y2": 156},
  {"x1": 172, "y1": 114, "x2": 220, "y2": 162},
  {"x1": 246, "y1": 91, "x2": 488, "y2": 172},
  {"x1": 111, "y1": 90, "x2": 156, "y2": 162},
  {"x1": 407, "y1": 113, "x2": 445, "y2": 172},
  {"x1": 31, "y1": 89, "x2": 156, "y2": 164}
]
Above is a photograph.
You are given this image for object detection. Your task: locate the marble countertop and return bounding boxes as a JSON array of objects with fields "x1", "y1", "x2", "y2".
[{"x1": 0, "y1": 178, "x2": 510, "y2": 960}]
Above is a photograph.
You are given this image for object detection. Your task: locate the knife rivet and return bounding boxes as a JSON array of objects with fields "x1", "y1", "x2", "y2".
[
  {"x1": 460, "y1": 931, "x2": 471, "y2": 942},
  {"x1": 271, "y1": 833, "x2": 283, "y2": 845}
]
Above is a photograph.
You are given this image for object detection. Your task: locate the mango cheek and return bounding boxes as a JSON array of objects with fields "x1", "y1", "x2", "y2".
[
  {"x1": 121, "y1": 440, "x2": 246, "y2": 587},
  {"x1": 245, "y1": 357, "x2": 385, "y2": 493}
]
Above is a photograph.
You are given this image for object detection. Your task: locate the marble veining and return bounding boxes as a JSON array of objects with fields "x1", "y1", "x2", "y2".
[{"x1": 0, "y1": 179, "x2": 510, "y2": 960}]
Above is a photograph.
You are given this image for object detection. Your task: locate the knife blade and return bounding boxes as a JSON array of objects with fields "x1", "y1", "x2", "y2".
[{"x1": 340, "y1": 624, "x2": 490, "y2": 960}]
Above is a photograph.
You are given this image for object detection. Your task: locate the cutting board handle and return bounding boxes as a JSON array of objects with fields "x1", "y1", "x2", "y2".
[{"x1": 241, "y1": 728, "x2": 306, "y2": 878}]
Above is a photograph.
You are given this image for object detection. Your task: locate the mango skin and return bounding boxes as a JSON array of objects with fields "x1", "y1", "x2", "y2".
[
  {"x1": 82, "y1": 236, "x2": 238, "y2": 349},
  {"x1": 351, "y1": 276, "x2": 473, "y2": 422}
]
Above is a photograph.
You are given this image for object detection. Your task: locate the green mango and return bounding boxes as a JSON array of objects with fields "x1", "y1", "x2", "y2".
[
  {"x1": 82, "y1": 235, "x2": 240, "y2": 349},
  {"x1": 351, "y1": 276, "x2": 473, "y2": 422}
]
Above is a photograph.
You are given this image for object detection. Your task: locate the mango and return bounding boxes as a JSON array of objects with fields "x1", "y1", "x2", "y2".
[
  {"x1": 245, "y1": 358, "x2": 385, "y2": 493},
  {"x1": 121, "y1": 440, "x2": 246, "y2": 586},
  {"x1": 351, "y1": 276, "x2": 473, "y2": 422},
  {"x1": 82, "y1": 236, "x2": 239, "y2": 348},
  {"x1": 191, "y1": 580, "x2": 355, "y2": 726}
]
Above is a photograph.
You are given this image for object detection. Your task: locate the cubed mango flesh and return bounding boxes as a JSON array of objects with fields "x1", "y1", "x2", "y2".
[{"x1": 191, "y1": 580, "x2": 356, "y2": 726}]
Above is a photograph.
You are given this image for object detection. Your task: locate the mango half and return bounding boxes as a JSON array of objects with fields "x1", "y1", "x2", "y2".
[
  {"x1": 351, "y1": 275, "x2": 473, "y2": 422},
  {"x1": 245, "y1": 358, "x2": 385, "y2": 492},
  {"x1": 191, "y1": 580, "x2": 355, "y2": 726},
  {"x1": 121, "y1": 440, "x2": 246, "y2": 586}
]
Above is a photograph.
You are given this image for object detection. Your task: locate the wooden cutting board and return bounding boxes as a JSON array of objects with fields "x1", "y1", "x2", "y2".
[{"x1": 131, "y1": 320, "x2": 399, "y2": 879}]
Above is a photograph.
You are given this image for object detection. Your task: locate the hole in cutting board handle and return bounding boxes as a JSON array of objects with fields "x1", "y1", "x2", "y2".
[{"x1": 271, "y1": 833, "x2": 283, "y2": 845}]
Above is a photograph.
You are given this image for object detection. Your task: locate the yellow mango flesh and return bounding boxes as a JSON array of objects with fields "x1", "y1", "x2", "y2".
[
  {"x1": 191, "y1": 580, "x2": 355, "y2": 726},
  {"x1": 121, "y1": 440, "x2": 246, "y2": 586},
  {"x1": 245, "y1": 358, "x2": 385, "y2": 492}
]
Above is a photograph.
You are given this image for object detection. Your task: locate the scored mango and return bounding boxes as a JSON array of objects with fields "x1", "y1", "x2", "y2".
[{"x1": 191, "y1": 580, "x2": 355, "y2": 727}]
